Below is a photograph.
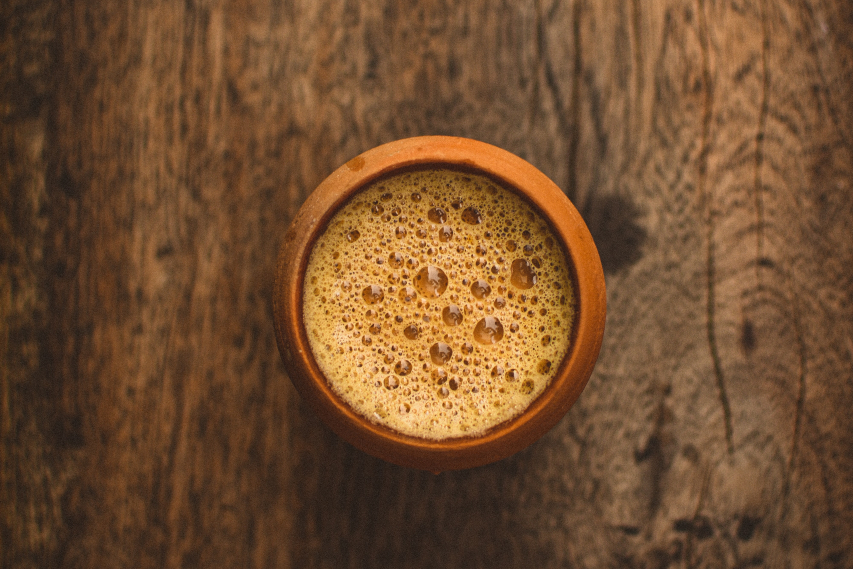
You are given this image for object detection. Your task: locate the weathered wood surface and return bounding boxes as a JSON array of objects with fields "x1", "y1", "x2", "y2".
[{"x1": 3, "y1": 0, "x2": 852, "y2": 567}]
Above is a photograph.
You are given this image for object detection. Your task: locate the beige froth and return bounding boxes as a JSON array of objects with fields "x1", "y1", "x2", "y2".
[{"x1": 303, "y1": 168, "x2": 575, "y2": 440}]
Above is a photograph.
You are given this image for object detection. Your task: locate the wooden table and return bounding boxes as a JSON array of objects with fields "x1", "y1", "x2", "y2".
[{"x1": 3, "y1": 1, "x2": 852, "y2": 567}]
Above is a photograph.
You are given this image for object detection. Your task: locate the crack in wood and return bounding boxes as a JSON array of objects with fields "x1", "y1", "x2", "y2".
[
  {"x1": 754, "y1": 0, "x2": 769, "y2": 278},
  {"x1": 530, "y1": 0, "x2": 545, "y2": 132},
  {"x1": 567, "y1": 0, "x2": 583, "y2": 205},
  {"x1": 696, "y1": 0, "x2": 734, "y2": 455},
  {"x1": 630, "y1": 0, "x2": 643, "y2": 138},
  {"x1": 535, "y1": 0, "x2": 576, "y2": 201},
  {"x1": 781, "y1": 281, "x2": 808, "y2": 526}
]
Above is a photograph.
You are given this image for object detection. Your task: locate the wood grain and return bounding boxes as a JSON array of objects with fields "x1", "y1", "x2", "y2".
[{"x1": 3, "y1": 0, "x2": 852, "y2": 567}]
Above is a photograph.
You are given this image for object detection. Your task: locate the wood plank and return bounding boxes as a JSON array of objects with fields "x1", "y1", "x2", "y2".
[{"x1": 3, "y1": 0, "x2": 852, "y2": 567}]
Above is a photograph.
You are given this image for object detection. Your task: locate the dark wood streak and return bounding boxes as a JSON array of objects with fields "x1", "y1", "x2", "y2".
[
  {"x1": 754, "y1": 0, "x2": 769, "y2": 270},
  {"x1": 782, "y1": 302, "x2": 808, "y2": 510},
  {"x1": 567, "y1": 0, "x2": 583, "y2": 205},
  {"x1": 630, "y1": 0, "x2": 644, "y2": 138},
  {"x1": 696, "y1": 0, "x2": 734, "y2": 455}
]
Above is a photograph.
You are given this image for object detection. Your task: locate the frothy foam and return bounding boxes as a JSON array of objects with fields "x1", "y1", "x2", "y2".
[{"x1": 303, "y1": 168, "x2": 575, "y2": 440}]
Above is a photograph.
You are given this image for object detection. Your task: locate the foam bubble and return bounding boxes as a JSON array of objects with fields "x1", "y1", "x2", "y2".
[
  {"x1": 510, "y1": 258, "x2": 537, "y2": 289},
  {"x1": 442, "y1": 305, "x2": 463, "y2": 326},
  {"x1": 362, "y1": 285, "x2": 384, "y2": 304},
  {"x1": 430, "y1": 342, "x2": 453, "y2": 365},
  {"x1": 413, "y1": 266, "x2": 448, "y2": 298},
  {"x1": 303, "y1": 168, "x2": 576, "y2": 440},
  {"x1": 461, "y1": 206, "x2": 483, "y2": 225},
  {"x1": 470, "y1": 279, "x2": 491, "y2": 299},
  {"x1": 473, "y1": 316, "x2": 504, "y2": 344},
  {"x1": 427, "y1": 207, "x2": 447, "y2": 224}
]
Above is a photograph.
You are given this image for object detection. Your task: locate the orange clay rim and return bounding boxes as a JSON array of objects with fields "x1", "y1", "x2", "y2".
[{"x1": 273, "y1": 136, "x2": 606, "y2": 473}]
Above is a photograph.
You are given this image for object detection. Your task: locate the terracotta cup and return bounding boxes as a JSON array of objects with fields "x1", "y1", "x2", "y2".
[{"x1": 273, "y1": 136, "x2": 606, "y2": 472}]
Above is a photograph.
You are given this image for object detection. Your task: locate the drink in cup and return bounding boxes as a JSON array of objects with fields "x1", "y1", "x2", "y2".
[{"x1": 273, "y1": 137, "x2": 605, "y2": 472}]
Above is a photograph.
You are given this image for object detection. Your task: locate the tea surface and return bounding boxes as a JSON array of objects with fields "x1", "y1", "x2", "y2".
[{"x1": 303, "y1": 168, "x2": 575, "y2": 439}]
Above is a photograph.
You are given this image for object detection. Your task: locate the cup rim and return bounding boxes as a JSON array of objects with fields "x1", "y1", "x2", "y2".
[{"x1": 273, "y1": 136, "x2": 606, "y2": 472}]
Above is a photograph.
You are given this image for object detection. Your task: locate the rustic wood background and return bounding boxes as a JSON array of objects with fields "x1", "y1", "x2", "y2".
[{"x1": 3, "y1": 0, "x2": 852, "y2": 567}]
